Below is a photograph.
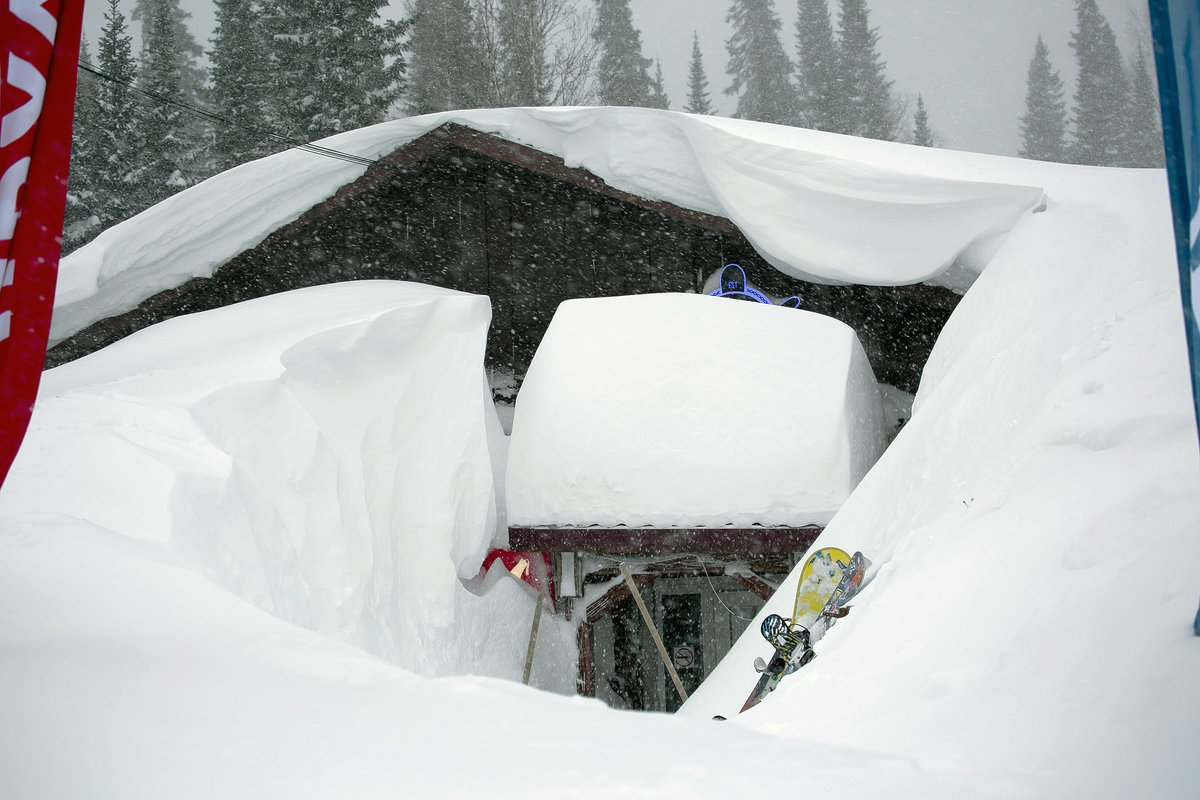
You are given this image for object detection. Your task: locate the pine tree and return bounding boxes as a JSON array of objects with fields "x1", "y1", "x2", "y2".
[
  {"x1": 912, "y1": 93, "x2": 934, "y2": 146},
  {"x1": 593, "y1": 0, "x2": 653, "y2": 106},
  {"x1": 794, "y1": 0, "x2": 840, "y2": 132},
  {"x1": 258, "y1": 0, "x2": 315, "y2": 138},
  {"x1": 133, "y1": 0, "x2": 192, "y2": 207},
  {"x1": 132, "y1": 0, "x2": 209, "y2": 176},
  {"x1": 93, "y1": 0, "x2": 140, "y2": 228},
  {"x1": 648, "y1": 60, "x2": 670, "y2": 109},
  {"x1": 261, "y1": 1, "x2": 408, "y2": 142},
  {"x1": 684, "y1": 32, "x2": 713, "y2": 114},
  {"x1": 1019, "y1": 35, "x2": 1068, "y2": 162},
  {"x1": 131, "y1": 0, "x2": 207, "y2": 101},
  {"x1": 64, "y1": 36, "x2": 103, "y2": 252},
  {"x1": 1069, "y1": 0, "x2": 1130, "y2": 166},
  {"x1": 725, "y1": 0, "x2": 800, "y2": 126},
  {"x1": 210, "y1": 0, "x2": 274, "y2": 171},
  {"x1": 406, "y1": 0, "x2": 488, "y2": 114},
  {"x1": 1127, "y1": 43, "x2": 1165, "y2": 167},
  {"x1": 836, "y1": 0, "x2": 895, "y2": 140},
  {"x1": 497, "y1": 0, "x2": 552, "y2": 105}
]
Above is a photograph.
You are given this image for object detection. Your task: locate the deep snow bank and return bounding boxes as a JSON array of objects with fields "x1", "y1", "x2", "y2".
[
  {"x1": 51, "y1": 107, "x2": 1044, "y2": 344},
  {"x1": 506, "y1": 293, "x2": 885, "y2": 527},
  {"x1": 2, "y1": 281, "x2": 574, "y2": 684},
  {"x1": 681, "y1": 165, "x2": 1200, "y2": 797}
]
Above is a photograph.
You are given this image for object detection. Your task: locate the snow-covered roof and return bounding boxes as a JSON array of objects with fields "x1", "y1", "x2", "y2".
[
  {"x1": 51, "y1": 107, "x2": 1045, "y2": 345},
  {"x1": 505, "y1": 293, "x2": 886, "y2": 528}
]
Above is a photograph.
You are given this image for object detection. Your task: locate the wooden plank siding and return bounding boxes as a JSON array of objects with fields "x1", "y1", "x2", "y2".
[
  {"x1": 47, "y1": 123, "x2": 959, "y2": 394},
  {"x1": 509, "y1": 526, "x2": 822, "y2": 555}
]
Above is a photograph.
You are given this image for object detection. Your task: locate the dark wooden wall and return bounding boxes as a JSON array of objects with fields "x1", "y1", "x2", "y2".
[{"x1": 47, "y1": 143, "x2": 959, "y2": 395}]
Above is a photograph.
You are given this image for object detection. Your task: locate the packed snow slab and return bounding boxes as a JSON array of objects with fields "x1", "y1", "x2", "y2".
[
  {"x1": 506, "y1": 293, "x2": 886, "y2": 528},
  {"x1": 682, "y1": 165, "x2": 1200, "y2": 797},
  {"x1": 51, "y1": 106, "x2": 1045, "y2": 343},
  {"x1": 0, "y1": 281, "x2": 573, "y2": 680}
]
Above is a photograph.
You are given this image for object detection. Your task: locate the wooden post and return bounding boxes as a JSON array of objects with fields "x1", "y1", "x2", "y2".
[
  {"x1": 619, "y1": 562, "x2": 688, "y2": 705},
  {"x1": 576, "y1": 621, "x2": 595, "y2": 696},
  {"x1": 522, "y1": 594, "x2": 544, "y2": 685}
]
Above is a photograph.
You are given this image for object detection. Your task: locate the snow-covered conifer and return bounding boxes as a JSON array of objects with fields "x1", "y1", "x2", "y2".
[
  {"x1": 725, "y1": 0, "x2": 800, "y2": 126},
  {"x1": 496, "y1": 0, "x2": 552, "y2": 105},
  {"x1": 684, "y1": 33, "x2": 713, "y2": 114},
  {"x1": 649, "y1": 60, "x2": 670, "y2": 110},
  {"x1": 132, "y1": 0, "x2": 207, "y2": 101},
  {"x1": 93, "y1": 0, "x2": 140, "y2": 227},
  {"x1": 260, "y1": 0, "x2": 408, "y2": 142},
  {"x1": 1126, "y1": 44, "x2": 1164, "y2": 167},
  {"x1": 133, "y1": 0, "x2": 194, "y2": 207},
  {"x1": 1019, "y1": 36, "x2": 1068, "y2": 162},
  {"x1": 912, "y1": 93, "x2": 934, "y2": 147},
  {"x1": 406, "y1": 0, "x2": 489, "y2": 114},
  {"x1": 836, "y1": 0, "x2": 895, "y2": 140},
  {"x1": 210, "y1": 0, "x2": 274, "y2": 171},
  {"x1": 794, "y1": 0, "x2": 840, "y2": 131},
  {"x1": 1069, "y1": 0, "x2": 1130, "y2": 166},
  {"x1": 593, "y1": 0, "x2": 653, "y2": 107},
  {"x1": 64, "y1": 36, "x2": 103, "y2": 252}
]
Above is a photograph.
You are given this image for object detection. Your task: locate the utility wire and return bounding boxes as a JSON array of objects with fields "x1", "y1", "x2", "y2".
[{"x1": 77, "y1": 60, "x2": 381, "y2": 169}]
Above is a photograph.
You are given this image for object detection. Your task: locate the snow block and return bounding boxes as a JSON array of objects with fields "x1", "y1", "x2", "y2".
[
  {"x1": 15, "y1": 281, "x2": 536, "y2": 674},
  {"x1": 506, "y1": 293, "x2": 887, "y2": 529}
]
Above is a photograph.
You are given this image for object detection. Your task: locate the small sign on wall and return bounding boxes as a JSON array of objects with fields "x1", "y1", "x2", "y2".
[{"x1": 672, "y1": 645, "x2": 695, "y2": 670}]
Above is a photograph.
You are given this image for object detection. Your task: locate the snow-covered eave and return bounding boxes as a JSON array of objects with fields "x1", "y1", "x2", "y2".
[{"x1": 51, "y1": 107, "x2": 1048, "y2": 345}]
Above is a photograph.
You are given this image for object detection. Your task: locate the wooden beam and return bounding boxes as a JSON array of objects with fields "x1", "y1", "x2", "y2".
[
  {"x1": 585, "y1": 572, "x2": 657, "y2": 625},
  {"x1": 576, "y1": 622, "x2": 595, "y2": 697},
  {"x1": 727, "y1": 571, "x2": 780, "y2": 604},
  {"x1": 509, "y1": 526, "x2": 822, "y2": 555},
  {"x1": 580, "y1": 554, "x2": 792, "y2": 580},
  {"x1": 619, "y1": 562, "x2": 688, "y2": 704},
  {"x1": 522, "y1": 595, "x2": 544, "y2": 685}
]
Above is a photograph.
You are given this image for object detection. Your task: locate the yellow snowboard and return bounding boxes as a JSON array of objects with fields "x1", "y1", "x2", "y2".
[{"x1": 790, "y1": 547, "x2": 851, "y2": 626}]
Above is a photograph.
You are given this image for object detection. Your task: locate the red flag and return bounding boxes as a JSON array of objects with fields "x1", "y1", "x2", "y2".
[{"x1": 0, "y1": 0, "x2": 83, "y2": 486}]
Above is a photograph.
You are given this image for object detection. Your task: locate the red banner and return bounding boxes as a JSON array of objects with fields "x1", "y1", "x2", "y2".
[{"x1": 0, "y1": 0, "x2": 83, "y2": 486}]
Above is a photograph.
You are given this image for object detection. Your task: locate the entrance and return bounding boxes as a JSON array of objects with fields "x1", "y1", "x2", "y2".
[{"x1": 592, "y1": 574, "x2": 771, "y2": 713}]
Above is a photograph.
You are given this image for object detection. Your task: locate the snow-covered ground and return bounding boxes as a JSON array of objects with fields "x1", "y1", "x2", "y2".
[{"x1": 2, "y1": 108, "x2": 1198, "y2": 798}]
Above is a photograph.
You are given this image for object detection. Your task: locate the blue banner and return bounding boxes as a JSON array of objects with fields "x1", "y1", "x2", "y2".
[{"x1": 1147, "y1": 0, "x2": 1200, "y2": 635}]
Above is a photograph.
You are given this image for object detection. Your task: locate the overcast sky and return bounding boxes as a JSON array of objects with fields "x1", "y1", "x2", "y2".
[
  {"x1": 83, "y1": 0, "x2": 1150, "y2": 157},
  {"x1": 633, "y1": 0, "x2": 1149, "y2": 155}
]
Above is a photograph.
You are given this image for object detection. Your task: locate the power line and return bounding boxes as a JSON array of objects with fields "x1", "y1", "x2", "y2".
[{"x1": 77, "y1": 60, "x2": 381, "y2": 169}]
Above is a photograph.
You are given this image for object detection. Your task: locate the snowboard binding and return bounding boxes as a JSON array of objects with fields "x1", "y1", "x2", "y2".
[{"x1": 759, "y1": 614, "x2": 815, "y2": 673}]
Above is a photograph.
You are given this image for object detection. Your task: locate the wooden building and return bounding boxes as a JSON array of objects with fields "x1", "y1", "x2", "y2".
[
  {"x1": 502, "y1": 290, "x2": 887, "y2": 713},
  {"x1": 48, "y1": 122, "x2": 959, "y2": 396},
  {"x1": 511, "y1": 526, "x2": 820, "y2": 712}
]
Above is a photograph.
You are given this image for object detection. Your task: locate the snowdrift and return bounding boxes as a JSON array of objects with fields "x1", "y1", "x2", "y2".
[
  {"x1": 506, "y1": 293, "x2": 885, "y2": 527},
  {"x1": 2, "y1": 281, "x2": 575, "y2": 683},
  {"x1": 681, "y1": 164, "x2": 1200, "y2": 798},
  {"x1": 51, "y1": 107, "x2": 1045, "y2": 344}
]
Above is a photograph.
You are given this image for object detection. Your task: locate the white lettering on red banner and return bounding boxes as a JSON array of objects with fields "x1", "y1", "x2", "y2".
[
  {"x1": 2, "y1": 53, "x2": 47, "y2": 147},
  {"x1": 0, "y1": 0, "x2": 85, "y2": 486},
  {"x1": 0, "y1": 156, "x2": 30, "y2": 243},
  {"x1": 11, "y1": 0, "x2": 58, "y2": 42}
]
